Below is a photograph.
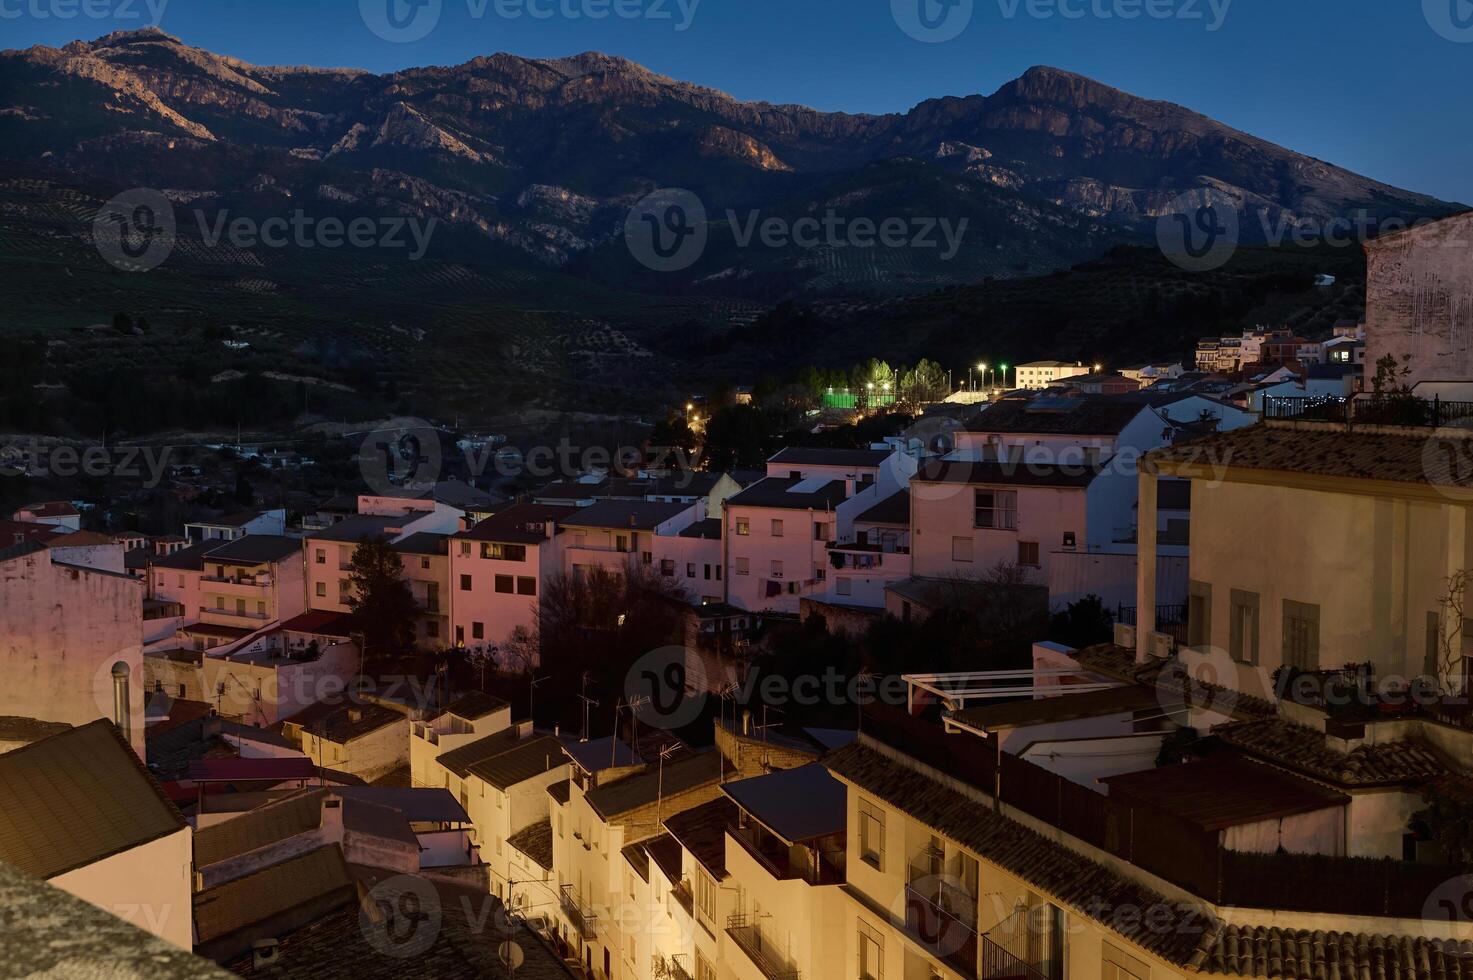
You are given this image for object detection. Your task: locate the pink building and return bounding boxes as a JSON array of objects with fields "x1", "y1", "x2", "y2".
[
  {"x1": 448, "y1": 503, "x2": 576, "y2": 663},
  {"x1": 560, "y1": 499, "x2": 701, "y2": 578}
]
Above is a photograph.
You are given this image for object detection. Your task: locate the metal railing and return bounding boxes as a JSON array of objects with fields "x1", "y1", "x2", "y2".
[
  {"x1": 1265, "y1": 394, "x2": 1473, "y2": 428},
  {"x1": 559, "y1": 884, "x2": 598, "y2": 939},
  {"x1": 726, "y1": 914, "x2": 799, "y2": 980},
  {"x1": 903, "y1": 881, "x2": 978, "y2": 977},
  {"x1": 1116, "y1": 603, "x2": 1188, "y2": 647},
  {"x1": 981, "y1": 936, "x2": 1052, "y2": 980}
]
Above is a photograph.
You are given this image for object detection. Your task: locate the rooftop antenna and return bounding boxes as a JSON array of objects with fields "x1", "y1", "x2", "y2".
[
  {"x1": 655, "y1": 742, "x2": 679, "y2": 827},
  {"x1": 529, "y1": 674, "x2": 548, "y2": 728},
  {"x1": 577, "y1": 671, "x2": 598, "y2": 743}
]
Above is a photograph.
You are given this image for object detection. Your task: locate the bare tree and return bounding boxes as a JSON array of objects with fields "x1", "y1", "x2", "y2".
[{"x1": 1435, "y1": 570, "x2": 1471, "y2": 696}]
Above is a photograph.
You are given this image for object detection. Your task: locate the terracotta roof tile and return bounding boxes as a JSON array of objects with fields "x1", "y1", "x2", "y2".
[{"x1": 1213, "y1": 718, "x2": 1447, "y2": 787}]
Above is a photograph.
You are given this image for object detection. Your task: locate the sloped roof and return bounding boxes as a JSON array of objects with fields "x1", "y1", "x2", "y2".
[
  {"x1": 192, "y1": 844, "x2": 353, "y2": 945},
  {"x1": 1151, "y1": 421, "x2": 1473, "y2": 488},
  {"x1": 564, "y1": 499, "x2": 691, "y2": 531},
  {"x1": 1101, "y1": 757, "x2": 1349, "y2": 831},
  {"x1": 585, "y1": 751, "x2": 721, "y2": 820},
  {"x1": 457, "y1": 503, "x2": 574, "y2": 544},
  {"x1": 466, "y1": 735, "x2": 565, "y2": 789},
  {"x1": 768, "y1": 447, "x2": 892, "y2": 468},
  {"x1": 722, "y1": 763, "x2": 846, "y2": 843},
  {"x1": 435, "y1": 728, "x2": 525, "y2": 779},
  {"x1": 855, "y1": 490, "x2": 910, "y2": 526},
  {"x1": 662, "y1": 796, "x2": 738, "y2": 880},
  {"x1": 727, "y1": 476, "x2": 848, "y2": 511},
  {"x1": 964, "y1": 398, "x2": 1147, "y2": 435},
  {"x1": 912, "y1": 458, "x2": 1101, "y2": 488},
  {"x1": 441, "y1": 690, "x2": 510, "y2": 722},
  {"x1": 507, "y1": 819, "x2": 554, "y2": 871},
  {"x1": 951, "y1": 686, "x2": 1153, "y2": 732},
  {"x1": 1195, "y1": 924, "x2": 1473, "y2": 980},
  {"x1": 826, "y1": 739, "x2": 1209, "y2": 966},
  {"x1": 1213, "y1": 717, "x2": 1447, "y2": 787},
  {"x1": 0, "y1": 719, "x2": 186, "y2": 879},
  {"x1": 201, "y1": 535, "x2": 301, "y2": 564},
  {"x1": 193, "y1": 790, "x2": 326, "y2": 867}
]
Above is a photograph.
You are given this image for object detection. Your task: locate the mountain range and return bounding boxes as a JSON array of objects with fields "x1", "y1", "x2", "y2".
[{"x1": 0, "y1": 29, "x2": 1460, "y2": 430}]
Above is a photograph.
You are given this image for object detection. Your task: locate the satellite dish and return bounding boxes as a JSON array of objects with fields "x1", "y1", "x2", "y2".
[{"x1": 498, "y1": 941, "x2": 524, "y2": 971}]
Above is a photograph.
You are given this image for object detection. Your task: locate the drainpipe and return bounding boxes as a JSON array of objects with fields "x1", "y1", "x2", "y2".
[{"x1": 111, "y1": 661, "x2": 131, "y2": 736}]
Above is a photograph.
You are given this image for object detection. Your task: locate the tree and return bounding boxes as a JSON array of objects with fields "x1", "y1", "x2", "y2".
[
  {"x1": 345, "y1": 536, "x2": 418, "y2": 656},
  {"x1": 1433, "y1": 570, "x2": 1471, "y2": 696},
  {"x1": 1050, "y1": 595, "x2": 1114, "y2": 650},
  {"x1": 1413, "y1": 783, "x2": 1473, "y2": 865},
  {"x1": 649, "y1": 412, "x2": 697, "y2": 453},
  {"x1": 467, "y1": 644, "x2": 497, "y2": 690},
  {"x1": 898, "y1": 359, "x2": 950, "y2": 410}
]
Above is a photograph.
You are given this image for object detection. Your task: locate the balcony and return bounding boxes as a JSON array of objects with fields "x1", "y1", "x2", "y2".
[
  {"x1": 668, "y1": 954, "x2": 694, "y2": 980},
  {"x1": 559, "y1": 884, "x2": 598, "y2": 940},
  {"x1": 201, "y1": 573, "x2": 271, "y2": 588},
  {"x1": 668, "y1": 880, "x2": 694, "y2": 916},
  {"x1": 200, "y1": 605, "x2": 270, "y2": 622},
  {"x1": 726, "y1": 914, "x2": 799, "y2": 980},
  {"x1": 903, "y1": 874, "x2": 979, "y2": 978},
  {"x1": 1264, "y1": 393, "x2": 1473, "y2": 428},
  {"x1": 729, "y1": 823, "x2": 844, "y2": 885}
]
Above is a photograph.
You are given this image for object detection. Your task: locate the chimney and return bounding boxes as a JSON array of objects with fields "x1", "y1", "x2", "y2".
[
  {"x1": 844, "y1": 479, "x2": 855, "y2": 498},
  {"x1": 741, "y1": 709, "x2": 752, "y2": 736},
  {"x1": 111, "y1": 662, "x2": 131, "y2": 735}
]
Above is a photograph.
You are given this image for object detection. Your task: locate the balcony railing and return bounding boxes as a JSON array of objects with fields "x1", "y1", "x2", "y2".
[
  {"x1": 1264, "y1": 394, "x2": 1473, "y2": 428},
  {"x1": 904, "y1": 881, "x2": 978, "y2": 978},
  {"x1": 200, "y1": 606, "x2": 270, "y2": 621},
  {"x1": 669, "y1": 955, "x2": 694, "y2": 980},
  {"x1": 727, "y1": 914, "x2": 799, "y2": 980},
  {"x1": 559, "y1": 884, "x2": 598, "y2": 939},
  {"x1": 981, "y1": 937, "x2": 1052, "y2": 980},
  {"x1": 730, "y1": 824, "x2": 843, "y2": 885}
]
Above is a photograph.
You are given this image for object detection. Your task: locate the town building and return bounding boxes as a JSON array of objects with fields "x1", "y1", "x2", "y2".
[{"x1": 1013, "y1": 361, "x2": 1091, "y2": 390}]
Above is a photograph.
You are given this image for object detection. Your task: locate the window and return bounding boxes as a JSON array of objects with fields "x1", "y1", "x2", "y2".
[
  {"x1": 427, "y1": 621, "x2": 438, "y2": 638},
  {"x1": 316, "y1": 582, "x2": 327, "y2": 597},
  {"x1": 771, "y1": 560, "x2": 784, "y2": 578},
  {"x1": 1104, "y1": 942, "x2": 1150, "y2": 980},
  {"x1": 735, "y1": 557, "x2": 749, "y2": 576},
  {"x1": 455, "y1": 625, "x2": 464, "y2": 643},
  {"x1": 1229, "y1": 589, "x2": 1260, "y2": 664},
  {"x1": 837, "y1": 578, "x2": 852, "y2": 596},
  {"x1": 1062, "y1": 531, "x2": 1077, "y2": 549},
  {"x1": 687, "y1": 562, "x2": 696, "y2": 578},
  {"x1": 642, "y1": 551, "x2": 653, "y2": 566},
  {"x1": 859, "y1": 799, "x2": 885, "y2": 870},
  {"x1": 814, "y1": 566, "x2": 826, "y2": 582},
  {"x1": 420, "y1": 557, "x2": 431, "y2": 570},
  {"x1": 1282, "y1": 600, "x2": 1320, "y2": 671},
  {"x1": 814, "y1": 521, "x2": 831, "y2": 541},
  {"x1": 472, "y1": 622, "x2": 485, "y2": 640},
  {"x1": 460, "y1": 574, "x2": 472, "y2": 591},
  {"x1": 1187, "y1": 580, "x2": 1212, "y2": 649},
  {"x1": 695, "y1": 869, "x2": 716, "y2": 920},
  {"x1": 660, "y1": 559, "x2": 676, "y2": 577},
  {"x1": 771, "y1": 519, "x2": 784, "y2": 537},
  {"x1": 459, "y1": 541, "x2": 471, "y2": 557},
  {"x1": 495, "y1": 575, "x2": 514, "y2": 594},
  {"x1": 615, "y1": 534, "x2": 630, "y2": 553},
  {"x1": 858, "y1": 921, "x2": 884, "y2": 980},
  {"x1": 482, "y1": 542, "x2": 527, "y2": 562},
  {"x1": 315, "y1": 548, "x2": 326, "y2": 564},
  {"x1": 974, "y1": 489, "x2": 1018, "y2": 530},
  {"x1": 951, "y1": 536, "x2": 973, "y2": 563},
  {"x1": 735, "y1": 519, "x2": 750, "y2": 536},
  {"x1": 1018, "y1": 541, "x2": 1040, "y2": 567},
  {"x1": 517, "y1": 577, "x2": 537, "y2": 596},
  {"x1": 715, "y1": 565, "x2": 721, "y2": 581}
]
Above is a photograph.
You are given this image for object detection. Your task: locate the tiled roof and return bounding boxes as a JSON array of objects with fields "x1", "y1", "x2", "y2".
[
  {"x1": 0, "y1": 719, "x2": 187, "y2": 879},
  {"x1": 963, "y1": 398, "x2": 1146, "y2": 435},
  {"x1": 662, "y1": 796, "x2": 737, "y2": 881},
  {"x1": 193, "y1": 844, "x2": 353, "y2": 945},
  {"x1": 547, "y1": 778, "x2": 571, "y2": 804},
  {"x1": 1101, "y1": 756, "x2": 1349, "y2": 831},
  {"x1": 305, "y1": 515, "x2": 398, "y2": 543},
  {"x1": 202, "y1": 535, "x2": 302, "y2": 564},
  {"x1": 1072, "y1": 644, "x2": 1278, "y2": 721},
  {"x1": 18, "y1": 500, "x2": 78, "y2": 517},
  {"x1": 1213, "y1": 717, "x2": 1448, "y2": 787},
  {"x1": 585, "y1": 751, "x2": 722, "y2": 820},
  {"x1": 727, "y1": 477, "x2": 849, "y2": 511},
  {"x1": 391, "y1": 531, "x2": 449, "y2": 556},
  {"x1": 644, "y1": 833, "x2": 684, "y2": 886},
  {"x1": 564, "y1": 499, "x2": 691, "y2": 531},
  {"x1": 768, "y1": 447, "x2": 892, "y2": 468},
  {"x1": 0, "y1": 715, "x2": 71, "y2": 745},
  {"x1": 441, "y1": 690, "x2": 510, "y2": 722},
  {"x1": 194, "y1": 790, "x2": 326, "y2": 867},
  {"x1": 678, "y1": 517, "x2": 722, "y2": 540},
  {"x1": 434, "y1": 728, "x2": 525, "y2": 778},
  {"x1": 465, "y1": 734, "x2": 565, "y2": 789},
  {"x1": 507, "y1": 819, "x2": 553, "y2": 871},
  {"x1": 1151, "y1": 420, "x2": 1473, "y2": 488},
  {"x1": 622, "y1": 842, "x2": 651, "y2": 882},
  {"x1": 825, "y1": 739, "x2": 1210, "y2": 966},
  {"x1": 457, "y1": 503, "x2": 575, "y2": 543},
  {"x1": 0, "y1": 860, "x2": 230, "y2": 979},
  {"x1": 1194, "y1": 925, "x2": 1473, "y2": 980}
]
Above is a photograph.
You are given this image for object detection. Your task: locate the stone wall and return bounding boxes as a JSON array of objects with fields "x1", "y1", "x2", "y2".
[{"x1": 1365, "y1": 214, "x2": 1473, "y2": 387}]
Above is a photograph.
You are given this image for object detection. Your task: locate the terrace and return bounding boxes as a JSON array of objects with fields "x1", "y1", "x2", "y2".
[
  {"x1": 726, "y1": 913, "x2": 800, "y2": 980},
  {"x1": 1264, "y1": 393, "x2": 1473, "y2": 428}
]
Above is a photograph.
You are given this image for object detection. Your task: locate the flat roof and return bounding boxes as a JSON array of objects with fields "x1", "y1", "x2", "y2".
[
  {"x1": 951, "y1": 686, "x2": 1152, "y2": 732},
  {"x1": 768, "y1": 447, "x2": 891, "y2": 468},
  {"x1": 727, "y1": 476, "x2": 849, "y2": 511},
  {"x1": 563, "y1": 500, "x2": 691, "y2": 531},
  {"x1": 202, "y1": 535, "x2": 301, "y2": 565},
  {"x1": 722, "y1": 763, "x2": 847, "y2": 844},
  {"x1": 912, "y1": 458, "x2": 1100, "y2": 489}
]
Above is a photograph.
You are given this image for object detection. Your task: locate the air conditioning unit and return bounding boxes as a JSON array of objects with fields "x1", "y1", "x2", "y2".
[
  {"x1": 1113, "y1": 623, "x2": 1136, "y2": 649},
  {"x1": 1148, "y1": 631, "x2": 1174, "y2": 660}
]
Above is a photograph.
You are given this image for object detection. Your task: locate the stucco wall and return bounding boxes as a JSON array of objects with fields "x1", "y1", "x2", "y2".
[
  {"x1": 50, "y1": 827, "x2": 194, "y2": 949},
  {"x1": 1366, "y1": 215, "x2": 1473, "y2": 386}
]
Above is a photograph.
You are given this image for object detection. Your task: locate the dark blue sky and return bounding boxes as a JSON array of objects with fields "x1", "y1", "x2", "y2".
[{"x1": 8, "y1": 0, "x2": 1470, "y2": 202}]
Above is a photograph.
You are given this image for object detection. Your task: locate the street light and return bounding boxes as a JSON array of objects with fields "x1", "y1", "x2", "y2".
[
  {"x1": 978, "y1": 362, "x2": 988, "y2": 391},
  {"x1": 999, "y1": 363, "x2": 1009, "y2": 389}
]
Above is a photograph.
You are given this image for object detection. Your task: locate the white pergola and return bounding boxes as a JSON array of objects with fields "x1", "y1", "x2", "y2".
[{"x1": 900, "y1": 668, "x2": 1121, "y2": 714}]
